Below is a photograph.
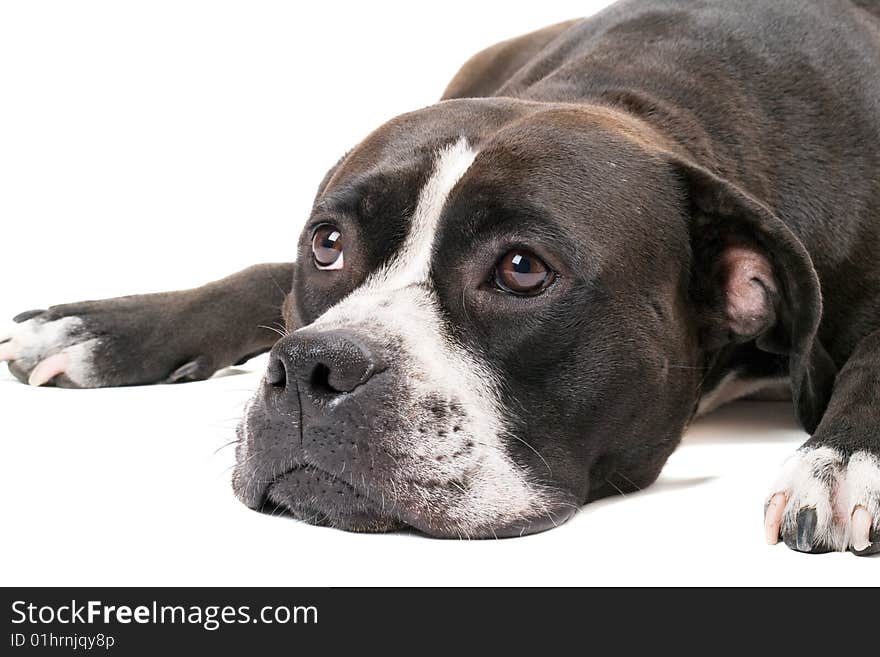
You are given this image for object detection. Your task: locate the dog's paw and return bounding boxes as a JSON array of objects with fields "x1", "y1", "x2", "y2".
[
  {"x1": 764, "y1": 446, "x2": 880, "y2": 556},
  {"x1": 2, "y1": 297, "x2": 224, "y2": 388},
  {"x1": 0, "y1": 309, "x2": 101, "y2": 387}
]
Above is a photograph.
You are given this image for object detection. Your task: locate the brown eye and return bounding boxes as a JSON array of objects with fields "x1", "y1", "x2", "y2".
[
  {"x1": 494, "y1": 250, "x2": 555, "y2": 295},
  {"x1": 312, "y1": 225, "x2": 344, "y2": 270}
]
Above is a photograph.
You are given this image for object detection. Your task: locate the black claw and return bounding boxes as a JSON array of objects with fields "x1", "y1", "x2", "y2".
[
  {"x1": 13, "y1": 309, "x2": 46, "y2": 323},
  {"x1": 783, "y1": 507, "x2": 829, "y2": 554},
  {"x1": 853, "y1": 527, "x2": 880, "y2": 557},
  {"x1": 6, "y1": 360, "x2": 29, "y2": 384},
  {"x1": 167, "y1": 356, "x2": 212, "y2": 384},
  {"x1": 795, "y1": 508, "x2": 817, "y2": 552}
]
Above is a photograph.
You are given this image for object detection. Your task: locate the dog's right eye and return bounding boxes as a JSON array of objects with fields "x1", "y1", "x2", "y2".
[{"x1": 312, "y1": 225, "x2": 344, "y2": 270}]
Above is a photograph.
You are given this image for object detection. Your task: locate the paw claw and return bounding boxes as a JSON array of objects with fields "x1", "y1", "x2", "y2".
[
  {"x1": 795, "y1": 507, "x2": 818, "y2": 553},
  {"x1": 28, "y1": 352, "x2": 70, "y2": 387},
  {"x1": 764, "y1": 492, "x2": 787, "y2": 545},
  {"x1": 0, "y1": 342, "x2": 18, "y2": 362},
  {"x1": 851, "y1": 506, "x2": 873, "y2": 553},
  {"x1": 167, "y1": 356, "x2": 212, "y2": 383},
  {"x1": 13, "y1": 309, "x2": 46, "y2": 323}
]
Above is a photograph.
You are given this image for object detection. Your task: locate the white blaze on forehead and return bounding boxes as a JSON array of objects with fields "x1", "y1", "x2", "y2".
[
  {"x1": 306, "y1": 137, "x2": 552, "y2": 530},
  {"x1": 374, "y1": 136, "x2": 477, "y2": 288},
  {"x1": 314, "y1": 136, "x2": 478, "y2": 322}
]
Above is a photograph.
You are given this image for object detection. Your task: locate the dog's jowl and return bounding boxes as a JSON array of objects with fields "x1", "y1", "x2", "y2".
[{"x1": 3, "y1": 0, "x2": 880, "y2": 552}]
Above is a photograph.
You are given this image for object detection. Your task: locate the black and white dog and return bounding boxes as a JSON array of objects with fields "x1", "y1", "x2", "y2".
[{"x1": 3, "y1": 0, "x2": 880, "y2": 554}]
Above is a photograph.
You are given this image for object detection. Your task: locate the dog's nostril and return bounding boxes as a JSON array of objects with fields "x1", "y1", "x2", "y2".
[
  {"x1": 309, "y1": 363, "x2": 340, "y2": 395},
  {"x1": 266, "y1": 357, "x2": 287, "y2": 388}
]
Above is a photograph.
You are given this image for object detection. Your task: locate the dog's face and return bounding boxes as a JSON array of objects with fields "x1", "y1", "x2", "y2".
[{"x1": 233, "y1": 99, "x2": 706, "y2": 537}]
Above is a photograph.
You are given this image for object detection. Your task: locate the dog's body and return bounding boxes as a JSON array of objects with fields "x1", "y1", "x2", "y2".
[{"x1": 3, "y1": 0, "x2": 880, "y2": 552}]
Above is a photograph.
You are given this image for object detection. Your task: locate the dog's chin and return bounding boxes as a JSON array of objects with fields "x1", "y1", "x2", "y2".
[
  {"x1": 269, "y1": 501, "x2": 406, "y2": 534},
  {"x1": 260, "y1": 467, "x2": 407, "y2": 534},
  {"x1": 238, "y1": 464, "x2": 578, "y2": 539}
]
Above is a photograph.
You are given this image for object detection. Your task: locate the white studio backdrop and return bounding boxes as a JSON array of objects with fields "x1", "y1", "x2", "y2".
[{"x1": 1, "y1": 1, "x2": 876, "y2": 586}]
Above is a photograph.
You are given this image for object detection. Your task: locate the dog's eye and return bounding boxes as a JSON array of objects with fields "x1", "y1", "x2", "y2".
[
  {"x1": 494, "y1": 250, "x2": 555, "y2": 295},
  {"x1": 312, "y1": 225, "x2": 344, "y2": 270}
]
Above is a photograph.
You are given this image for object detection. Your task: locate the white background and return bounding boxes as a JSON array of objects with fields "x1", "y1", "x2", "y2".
[{"x1": 0, "y1": 0, "x2": 875, "y2": 585}]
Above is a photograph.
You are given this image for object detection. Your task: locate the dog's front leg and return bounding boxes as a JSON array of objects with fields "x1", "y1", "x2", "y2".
[
  {"x1": 765, "y1": 328, "x2": 880, "y2": 555},
  {"x1": 0, "y1": 263, "x2": 293, "y2": 388}
]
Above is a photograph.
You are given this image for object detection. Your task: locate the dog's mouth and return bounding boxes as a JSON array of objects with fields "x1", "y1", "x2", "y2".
[
  {"x1": 237, "y1": 462, "x2": 577, "y2": 538},
  {"x1": 250, "y1": 465, "x2": 408, "y2": 534},
  {"x1": 231, "y1": 385, "x2": 579, "y2": 538}
]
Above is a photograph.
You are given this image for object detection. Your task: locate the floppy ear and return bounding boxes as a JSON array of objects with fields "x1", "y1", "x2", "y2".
[
  {"x1": 671, "y1": 157, "x2": 837, "y2": 433},
  {"x1": 314, "y1": 150, "x2": 352, "y2": 199}
]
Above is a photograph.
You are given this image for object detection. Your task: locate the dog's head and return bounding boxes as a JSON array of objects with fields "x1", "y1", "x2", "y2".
[{"x1": 233, "y1": 98, "x2": 831, "y2": 537}]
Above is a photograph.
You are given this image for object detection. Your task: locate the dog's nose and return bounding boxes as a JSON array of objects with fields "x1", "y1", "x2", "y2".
[{"x1": 267, "y1": 329, "x2": 382, "y2": 400}]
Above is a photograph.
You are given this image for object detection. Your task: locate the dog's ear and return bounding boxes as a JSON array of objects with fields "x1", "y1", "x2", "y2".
[
  {"x1": 671, "y1": 157, "x2": 837, "y2": 432},
  {"x1": 314, "y1": 150, "x2": 352, "y2": 200}
]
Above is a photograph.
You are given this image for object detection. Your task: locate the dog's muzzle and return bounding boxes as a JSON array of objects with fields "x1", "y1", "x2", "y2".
[{"x1": 232, "y1": 327, "x2": 574, "y2": 537}]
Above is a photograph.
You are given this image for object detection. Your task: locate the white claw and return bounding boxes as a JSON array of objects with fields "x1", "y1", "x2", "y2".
[
  {"x1": 765, "y1": 492, "x2": 788, "y2": 545},
  {"x1": 851, "y1": 506, "x2": 873, "y2": 552},
  {"x1": 0, "y1": 342, "x2": 18, "y2": 362},
  {"x1": 28, "y1": 352, "x2": 69, "y2": 387}
]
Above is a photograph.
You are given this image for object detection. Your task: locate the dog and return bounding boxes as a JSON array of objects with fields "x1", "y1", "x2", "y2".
[{"x1": 2, "y1": 0, "x2": 879, "y2": 554}]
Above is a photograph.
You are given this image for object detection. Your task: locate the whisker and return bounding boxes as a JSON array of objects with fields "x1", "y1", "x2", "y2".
[
  {"x1": 449, "y1": 480, "x2": 467, "y2": 495},
  {"x1": 615, "y1": 471, "x2": 642, "y2": 492},
  {"x1": 212, "y1": 439, "x2": 240, "y2": 456},
  {"x1": 605, "y1": 477, "x2": 627, "y2": 498},
  {"x1": 258, "y1": 324, "x2": 289, "y2": 338},
  {"x1": 504, "y1": 431, "x2": 553, "y2": 475}
]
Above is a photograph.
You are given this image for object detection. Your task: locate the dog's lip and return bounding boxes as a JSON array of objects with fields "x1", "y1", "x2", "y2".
[
  {"x1": 489, "y1": 506, "x2": 578, "y2": 538},
  {"x1": 255, "y1": 465, "x2": 579, "y2": 538},
  {"x1": 258, "y1": 464, "x2": 409, "y2": 533}
]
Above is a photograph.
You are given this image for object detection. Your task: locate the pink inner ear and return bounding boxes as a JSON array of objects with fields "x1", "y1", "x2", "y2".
[{"x1": 721, "y1": 245, "x2": 778, "y2": 338}]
